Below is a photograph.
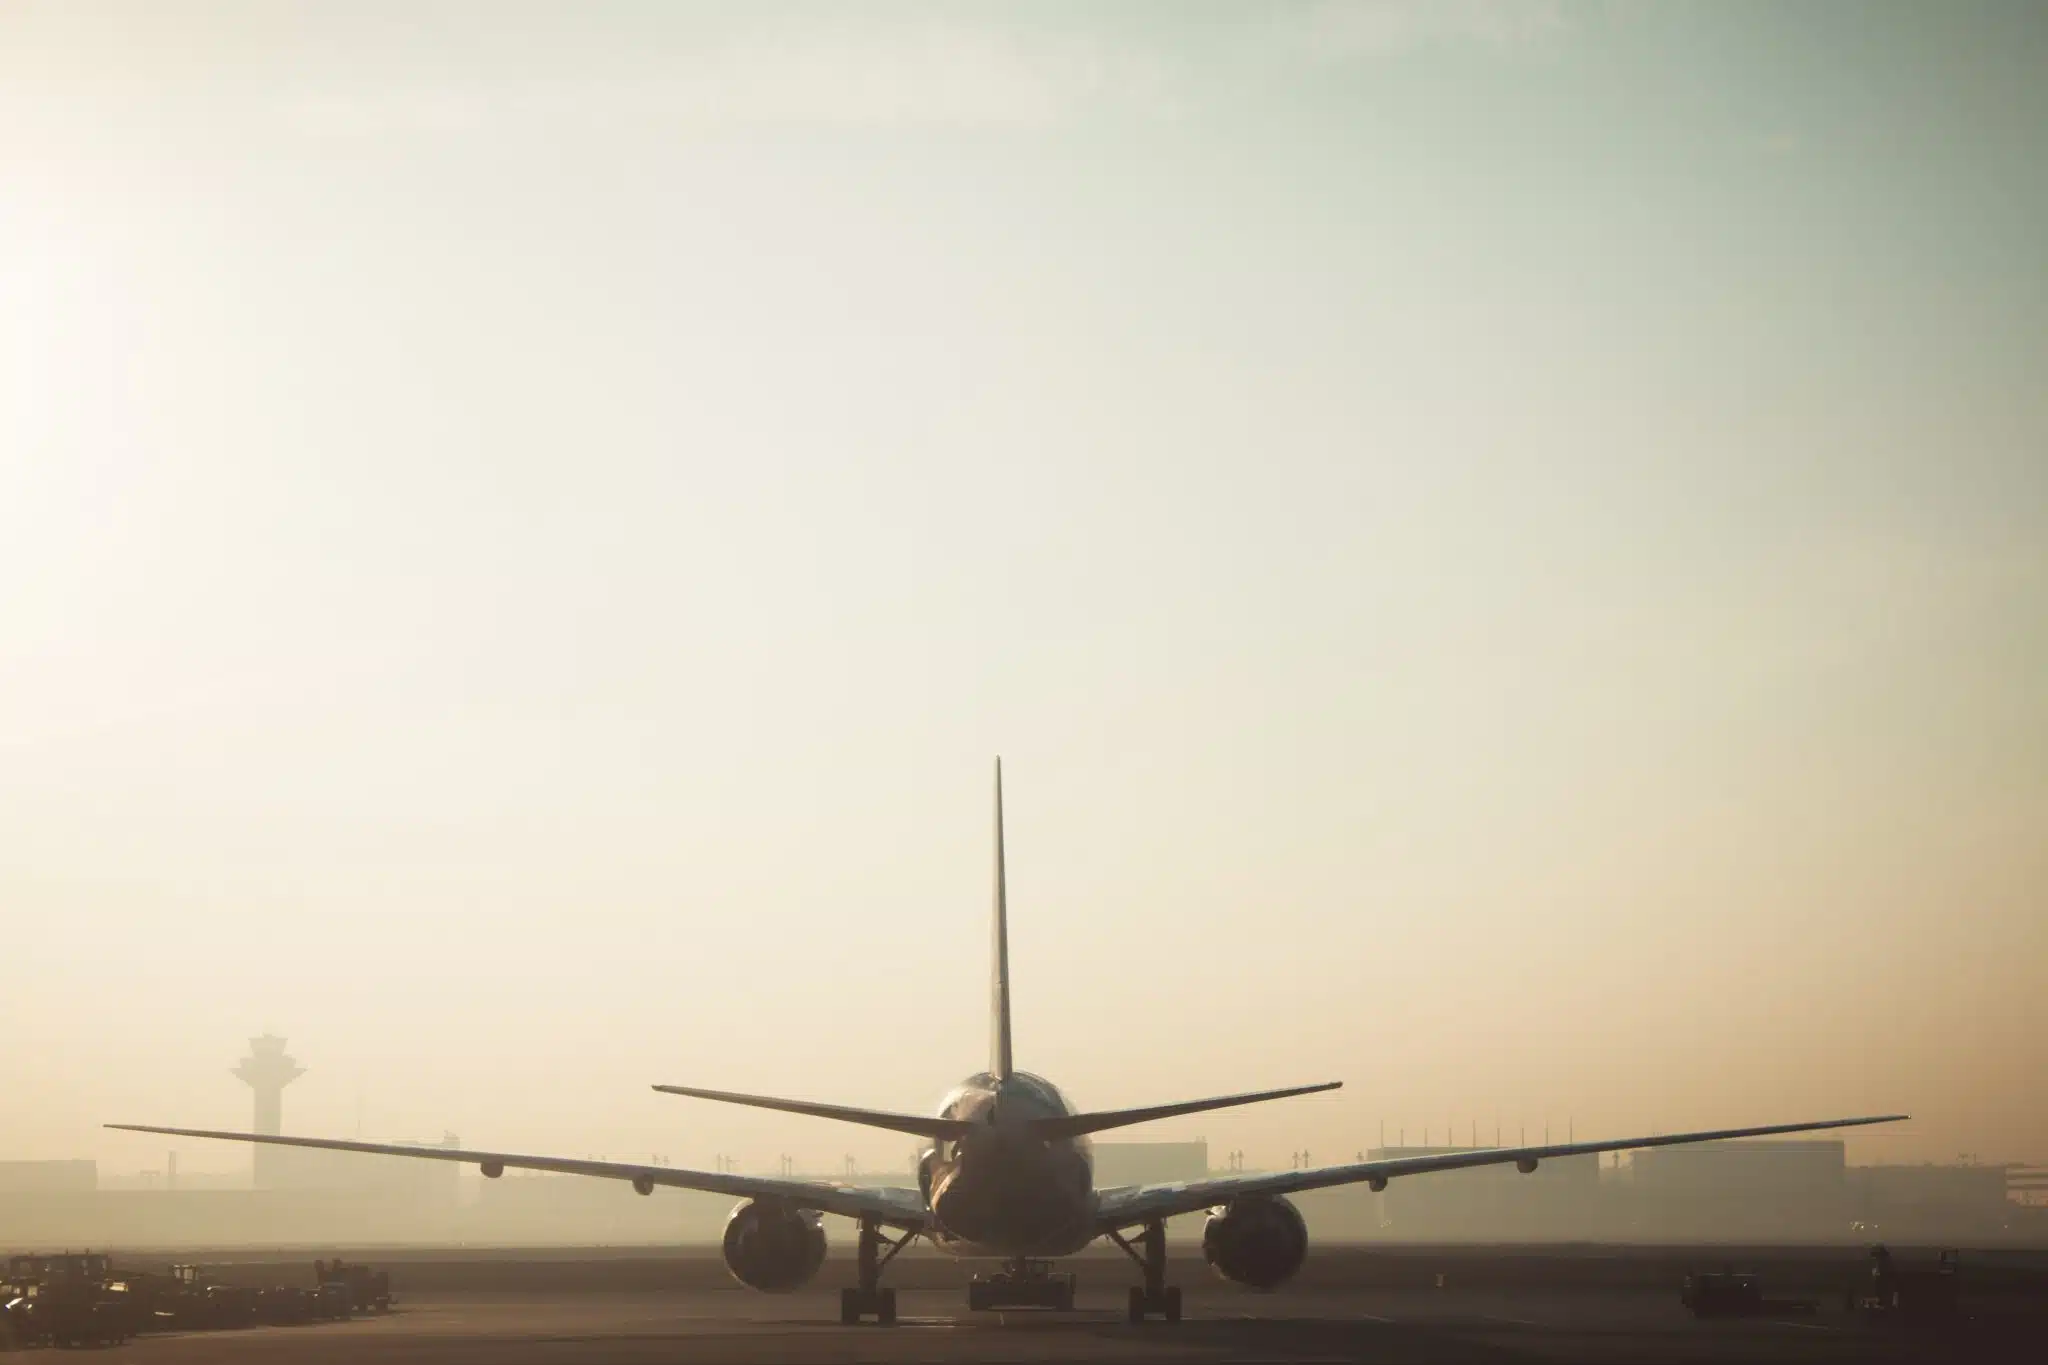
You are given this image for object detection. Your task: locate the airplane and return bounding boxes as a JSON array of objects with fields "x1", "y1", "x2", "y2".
[{"x1": 112, "y1": 760, "x2": 1907, "y2": 1325}]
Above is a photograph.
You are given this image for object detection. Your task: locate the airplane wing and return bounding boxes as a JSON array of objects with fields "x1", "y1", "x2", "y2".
[
  {"x1": 1093, "y1": 1113, "x2": 1907, "y2": 1230},
  {"x1": 106, "y1": 1124, "x2": 928, "y2": 1228}
]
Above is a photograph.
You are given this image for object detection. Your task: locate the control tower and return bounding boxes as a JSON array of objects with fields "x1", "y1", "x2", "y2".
[{"x1": 234, "y1": 1034, "x2": 304, "y2": 1188}]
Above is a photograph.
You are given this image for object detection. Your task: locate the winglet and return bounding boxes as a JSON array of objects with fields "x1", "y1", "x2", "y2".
[{"x1": 991, "y1": 757, "x2": 1013, "y2": 1080}]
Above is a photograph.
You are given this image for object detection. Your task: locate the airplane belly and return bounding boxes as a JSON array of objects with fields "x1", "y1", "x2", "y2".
[
  {"x1": 927, "y1": 1133, "x2": 1094, "y2": 1257},
  {"x1": 927, "y1": 1226, "x2": 1097, "y2": 1259}
]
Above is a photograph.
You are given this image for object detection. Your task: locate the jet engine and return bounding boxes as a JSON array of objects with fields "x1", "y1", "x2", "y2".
[
  {"x1": 720, "y1": 1199, "x2": 827, "y2": 1292},
  {"x1": 1202, "y1": 1195, "x2": 1309, "y2": 1289}
]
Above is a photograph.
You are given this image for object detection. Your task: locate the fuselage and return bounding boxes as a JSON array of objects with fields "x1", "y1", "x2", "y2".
[{"x1": 919, "y1": 1071, "x2": 1096, "y2": 1257}]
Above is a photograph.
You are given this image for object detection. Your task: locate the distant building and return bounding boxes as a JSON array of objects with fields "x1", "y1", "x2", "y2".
[
  {"x1": 1091, "y1": 1142, "x2": 1209, "y2": 1188},
  {"x1": 1623, "y1": 1140, "x2": 1847, "y2": 1240},
  {"x1": 471, "y1": 1170, "x2": 733, "y2": 1244},
  {"x1": 263, "y1": 1134, "x2": 463, "y2": 1208},
  {"x1": 1369, "y1": 1146, "x2": 1602, "y2": 1241},
  {"x1": 0, "y1": 1161, "x2": 96, "y2": 1194},
  {"x1": 1850, "y1": 1164, "x2": 2013, "y2": 1240}
]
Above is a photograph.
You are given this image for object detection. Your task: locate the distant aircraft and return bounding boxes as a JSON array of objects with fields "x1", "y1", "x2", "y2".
[{"x1": 113, "y1": 760, "x2": 1906, "y2": 1324}]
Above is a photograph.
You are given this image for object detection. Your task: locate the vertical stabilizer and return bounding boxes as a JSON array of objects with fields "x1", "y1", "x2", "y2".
[{"x1": 990, "y1": 758, "x2": 1014, "y2": 1079}]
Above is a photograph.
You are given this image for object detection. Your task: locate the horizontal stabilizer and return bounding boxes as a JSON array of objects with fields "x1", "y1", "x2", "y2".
[
  {"x1": 1029, "y1": 1081, "x2": 1341, "y2": 1140},
  {"x1": 653, "y1": 1084, "x2": 973, "y2": 1140}
]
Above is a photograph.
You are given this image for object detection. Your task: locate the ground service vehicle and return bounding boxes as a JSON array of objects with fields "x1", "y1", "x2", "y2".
[
  {"x1": 316, "y1": 1257, "x2": 393, "y2": 1312},
  {"x1": 1852, "y1": 1246, "x2": 1961, "y2": 1321},
  {"x1": 257, "y1": 1285, "x2": 319, "y2": 1325},
  {"x1": 169, "y1": 1266, "x2": 259, "y2": 1329},
  {"x1": 1681, "y1": 1270, "x2": 1815, "y2": 1318},
  {"x1": 31, "y1": 1255, "x2": 131, "y2": 1348}
]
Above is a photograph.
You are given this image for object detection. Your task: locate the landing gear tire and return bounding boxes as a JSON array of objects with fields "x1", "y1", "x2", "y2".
[
  {"x1": 1126, "y1": 1285, "x2": 1180, "y2": 1322},
  {"x1": 1113, "y1": 1218, "x2": 1181, "y2": 1323},
  {"x1": 842, "y1": 1217, "x2": 911, "y2": 1325},
  {"x1": 840, "y1": 1286, "x2": 896, "y2": 1325}
]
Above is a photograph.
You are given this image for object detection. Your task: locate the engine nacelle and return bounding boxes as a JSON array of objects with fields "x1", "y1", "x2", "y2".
[
  {"x1": 720, "y1": 1199, "x2": 827, "y2": 1293},
  {"x1": 1202, "y1": 1195, "x2": 1309, "y2": 1289}
]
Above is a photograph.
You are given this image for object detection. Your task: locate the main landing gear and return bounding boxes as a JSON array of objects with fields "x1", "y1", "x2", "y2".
[
  {"x1": 840, "y1": 1216, "x2": 914, "y2": 1325},
  {"x1": 966, "y1": 1258, "x2": 1077, "y2": 1311},
  {"x1": 1109, "y1": 1219, "x2": 1182, "y2": 1323}
]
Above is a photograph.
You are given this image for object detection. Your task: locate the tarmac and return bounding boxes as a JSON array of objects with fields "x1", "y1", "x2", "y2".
[{"x1": 26, "y1": 1248, "x2": 2048, "y2": 1363}]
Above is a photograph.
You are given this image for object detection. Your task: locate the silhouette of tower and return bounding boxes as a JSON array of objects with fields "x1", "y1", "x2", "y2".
[{"x1": 234, "y1": 1033, "x2": 304, "y2": 1188}]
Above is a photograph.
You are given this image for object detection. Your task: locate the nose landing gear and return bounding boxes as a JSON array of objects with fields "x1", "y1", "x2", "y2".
[
  {"x1": 839, "y1": 1216, "x2": 913, "y2": 1325},
  {"x1": 1109, "y1": 1219, "x2": 1181, "y2": 1322}
]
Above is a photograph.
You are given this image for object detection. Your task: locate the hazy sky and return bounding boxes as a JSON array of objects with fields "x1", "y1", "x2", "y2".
[{"x1": 3, "y1": 1, "x2": 2043, "y2": 1180}]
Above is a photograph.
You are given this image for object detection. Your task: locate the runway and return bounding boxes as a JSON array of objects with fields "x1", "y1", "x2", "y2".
[{"x1": 45, "y1": 1268, "x2": 2046, "y2": 1364}]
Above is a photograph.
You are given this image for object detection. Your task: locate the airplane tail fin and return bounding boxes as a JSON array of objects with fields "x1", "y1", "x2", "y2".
[
  {"x1": 991, "y1": 757, "x2": 1014, "y2": 1080},
  {"x1": 1026, "y1": 1081, "x2": 1342, "y2": 1140}
]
